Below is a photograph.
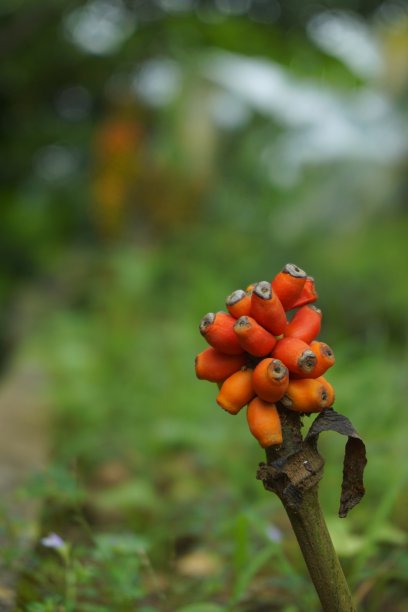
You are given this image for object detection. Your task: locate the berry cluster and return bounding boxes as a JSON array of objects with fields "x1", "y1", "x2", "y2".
[{"x1": 195, "y1": 264, "x2": 335, "y2": 448}]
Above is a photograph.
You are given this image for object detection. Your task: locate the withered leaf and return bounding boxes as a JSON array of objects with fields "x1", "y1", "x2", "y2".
[{"x1": 305, "y1": 408, "x2": 367, "y2": 518}]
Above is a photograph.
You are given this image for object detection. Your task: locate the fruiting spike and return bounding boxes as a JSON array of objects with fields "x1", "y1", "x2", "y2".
[{"x1": 196, "y1": 267, "x2": 336, "y2": 444}]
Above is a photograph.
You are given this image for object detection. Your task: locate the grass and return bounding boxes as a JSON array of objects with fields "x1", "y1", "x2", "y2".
[{"x1": 8, "y1": 245, "x2": 408, "y2": 610}]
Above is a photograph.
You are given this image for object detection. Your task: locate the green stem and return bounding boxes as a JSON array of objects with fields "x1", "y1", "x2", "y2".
[
  {"x1": 284, "y1": 486, "x2": 355, "y2": 612},
  {"x1": 258, "y1": 407, "x2": 356, "y2": 612},
  {"x1": 64, "y1": 559, "x2": 76, "y2": 611}
]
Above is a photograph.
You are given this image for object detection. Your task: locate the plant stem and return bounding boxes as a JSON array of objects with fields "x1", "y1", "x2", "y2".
[
  {"x1": 257, "y1": 407, "x2": 356, "y2": 612},
  {"x1": 285, "y1": 487, "x2": 355, "y2": 612}
]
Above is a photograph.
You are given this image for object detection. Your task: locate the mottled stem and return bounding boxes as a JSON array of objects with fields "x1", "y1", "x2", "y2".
[{"x1": 257, "y1": 406, "x2": 356, "y2": 612}]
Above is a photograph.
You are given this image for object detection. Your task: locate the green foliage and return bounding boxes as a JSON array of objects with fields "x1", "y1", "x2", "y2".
[{"x1": 14, "y1": 241, "x2": 408, "y2": 609}]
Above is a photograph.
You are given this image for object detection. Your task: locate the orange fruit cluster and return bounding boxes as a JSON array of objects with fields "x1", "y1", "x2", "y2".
[{"x1": 195, "y1": 264, "x2": 336, "y2": 448}]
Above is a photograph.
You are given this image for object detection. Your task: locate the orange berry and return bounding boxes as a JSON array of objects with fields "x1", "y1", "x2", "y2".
[
  {"x1": 233, "y1": 316, "x2": 277, "y2": 357},
  {"x1": 290, "y1": 276, "x2": 318, "y2": 309},
  {"x1": 253, "y1": 358, "x2": 289, "y2": 403},
  {"x1": 317, "y1": 376, "x2": 335, "y2": 407},
  {"x1": 251, "y1": 281, "x2": 287, "y2": 336},
  {"x1": 271, "y1": 263, "x2": 307, "y2": 310},
  {"x1": 272, "y1": 337, "x2": 317, "y2": 376},
  {"x1": 216, "y1": 368, "x2": 255, "y2": 415},
  {"x1": 200, "y1": 312, "x2": 244, "y2": 355},
  {"x1": 195, "y1": 348, "x2": 246, "y2": 382},
  {"x1": 247, "y1": 397, "x2": 283, "y2": 448},
  {"x1": 284, "y1": 305, "x2": 322, "y2": 344},
  {"x1": 226, "y1": 290, "x2": 252, "y2": 319},
  {"x1": 309, "y1": 341, "x2": 335, "y2": 378},
  {"x1": 280, "y1": 378, "x2": 331, "y2": 413}
]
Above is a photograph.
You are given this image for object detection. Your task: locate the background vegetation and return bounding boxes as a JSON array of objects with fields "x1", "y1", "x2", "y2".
[{"x1": 1, "y1": 0, "x2": 408, "y2": 609}]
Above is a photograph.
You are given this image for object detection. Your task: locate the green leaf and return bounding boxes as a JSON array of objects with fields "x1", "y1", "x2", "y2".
[
  {"x1": 232, "y1": 545, "x2": 275, "y2": 603},
  {"x1": 93, "y1": 532, "x2": 148, "y2": 559},
  {"x1": 90, "y1": 480, "x2": 158, "y2": 512}
]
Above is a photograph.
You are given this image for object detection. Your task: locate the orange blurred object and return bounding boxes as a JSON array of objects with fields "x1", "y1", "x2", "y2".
[{"x1": 92, "y1": 116, "x2": 141, "y2": 238}]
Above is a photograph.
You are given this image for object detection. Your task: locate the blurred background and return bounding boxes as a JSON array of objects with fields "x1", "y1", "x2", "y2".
[{"x1": 1, "y1": 0, "x2": 408, "y2": 610}]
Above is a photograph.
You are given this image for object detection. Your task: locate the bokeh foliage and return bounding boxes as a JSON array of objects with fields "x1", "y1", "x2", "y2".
[{"x1": 1, "y1": 0, "x2": 408, "y2": 609}]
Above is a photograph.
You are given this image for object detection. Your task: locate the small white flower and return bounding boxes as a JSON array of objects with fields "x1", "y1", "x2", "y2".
[
  {"x1": 41, "y1": 533, "x2": 65, "y2": 549},
  {"x1": 266, "y1": 524, "x2": 283, "y2": 543}
]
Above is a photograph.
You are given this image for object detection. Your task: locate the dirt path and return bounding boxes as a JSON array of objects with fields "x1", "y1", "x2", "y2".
[{"x1": 0, "y1": 359, "x2": 49, "y2": 611}]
